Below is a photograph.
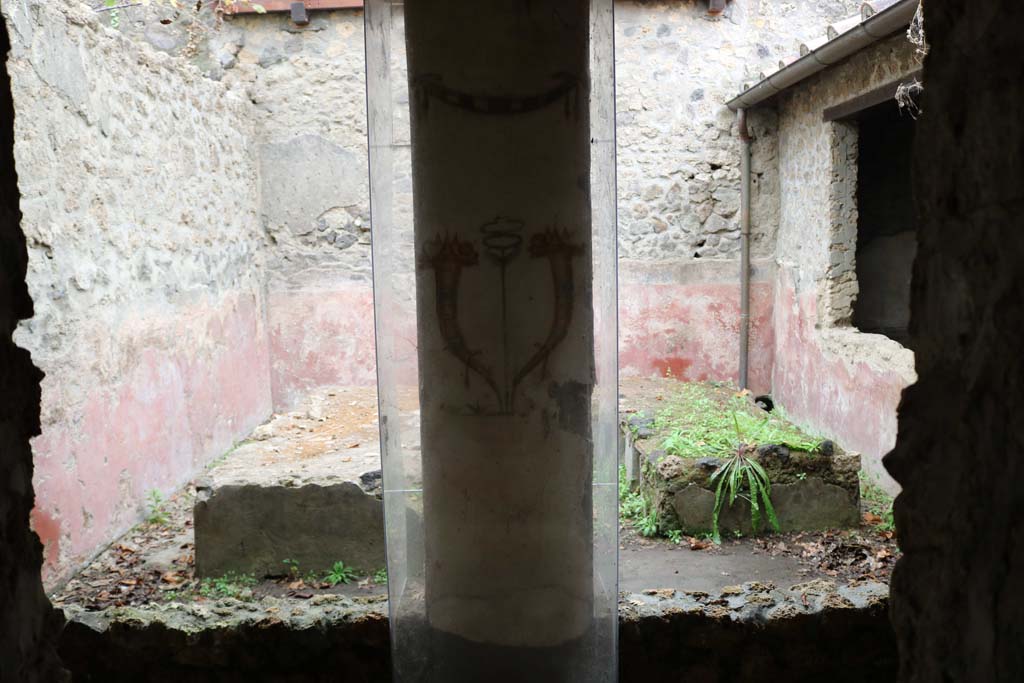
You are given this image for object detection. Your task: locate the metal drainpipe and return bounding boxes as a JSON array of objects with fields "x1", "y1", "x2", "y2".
[{"x1": 738, "y1": 108, "x2": 752, "y2": 390}]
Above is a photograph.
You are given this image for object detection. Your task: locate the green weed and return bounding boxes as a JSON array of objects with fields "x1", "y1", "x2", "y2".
[
  {"x1": 199, "y1": 572, "x2": 257, "y2": 600},
  {"x1": 860, "y1": 472, "x2": 897, "y2": 533},
  {"x1": 619, "y1": 465, "x2": 659, "y2": 537},
  {"x1": 146, "y1": 490, "x2": 170, "y2": 526},
  {"x1": 324, "y1": 561, "x2": 360, "y2": 586},
  {"x1": 710, "y1": 447, "x2": 780, "y2": 544}
]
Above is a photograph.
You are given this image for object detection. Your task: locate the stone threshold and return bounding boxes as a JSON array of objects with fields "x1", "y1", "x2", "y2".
[{"x1": 59, "y1": 579, "x2": 894, "y2": 681}]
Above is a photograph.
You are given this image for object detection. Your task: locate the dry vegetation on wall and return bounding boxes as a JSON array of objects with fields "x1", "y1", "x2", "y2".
[{"x1": 897, "y1": 2, "x2": 926, "y2": 115}]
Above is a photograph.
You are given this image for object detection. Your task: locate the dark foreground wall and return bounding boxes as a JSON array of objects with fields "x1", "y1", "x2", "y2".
[
  {"x1": 884, "y1": 0, "x2": 1024, "y2": 681},
  {"x1": 57, "y1": 596, "x2": 895, "y2": 683},
  {"x1": 0, "y1": 17, "x2": 67, "y2": 683}
]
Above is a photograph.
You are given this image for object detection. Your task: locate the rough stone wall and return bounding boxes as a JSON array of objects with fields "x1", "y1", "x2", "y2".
[
  {"x1": 772, "y1": 33, "x2": 921, "y2": 491},
  {"x1": 4, "y1": 0, "x2": 271, "y2": 586},
  {"x1": 0, "y1": 13, "x2": 67, "y2": 681},
  {"x1": 209, "y1": 11, "x2": 376, "y2": 407},
  {"x1": 119, "y1": 0, "x2": 866, "y2": 261},
  {"x1": 885, "y1": 0, "x2": 1024, "y2": 679},
  {"x1": 613, "y1": 0, "x2": 863, "y2": 261},
  {"x1": 105, "y1": 1, "x2": 862, "y2": 404}
]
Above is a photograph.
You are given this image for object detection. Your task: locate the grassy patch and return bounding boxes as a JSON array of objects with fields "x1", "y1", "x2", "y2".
[
  {"x1": 655, "y1": 382, "x2": 821, "y2": 459},
  {"x1": 198, "y1": 572, "x2": 258, "y2": 600}
]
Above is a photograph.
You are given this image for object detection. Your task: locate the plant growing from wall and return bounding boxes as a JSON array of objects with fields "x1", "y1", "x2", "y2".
[{"x1": 709, "y1": 414, "x2": 780, "y2": 543}]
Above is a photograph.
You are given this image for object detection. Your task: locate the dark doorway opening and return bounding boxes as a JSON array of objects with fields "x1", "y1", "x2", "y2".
[{"x1": 852, "y1": 98, "x2": 917, "y2": 346}]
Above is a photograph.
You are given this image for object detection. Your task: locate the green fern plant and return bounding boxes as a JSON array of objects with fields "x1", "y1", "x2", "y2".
[
  {"x1": 709, "y1": 414, "x2": 780, "y2": 543},
  {"x1": 710, "y1": 450, "x2": 779, "y2": 543}
]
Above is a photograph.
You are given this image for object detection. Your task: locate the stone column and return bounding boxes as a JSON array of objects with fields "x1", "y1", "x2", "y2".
[{"x1": 405, "y1": 1, "x2": 594, "y2": 678}]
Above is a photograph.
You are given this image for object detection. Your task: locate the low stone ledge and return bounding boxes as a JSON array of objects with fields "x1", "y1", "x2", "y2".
[
  {"x1": 191, "y1": 387, "x2": 402, "y2": 578},
  {"x1": 58, "y1": 581, "x2": 895, "y2": 682},
  {"x1": 639, "y1": 441, "x2": 861, "y2": 535}
]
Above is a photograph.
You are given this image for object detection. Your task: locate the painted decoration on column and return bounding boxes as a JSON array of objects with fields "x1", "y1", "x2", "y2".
[
  {"x1": 419, "y1": 217, "x2": 583, "y2": 416},
  {"x1": 412, "y1": 74, "x2": 582, "y2": 119}
]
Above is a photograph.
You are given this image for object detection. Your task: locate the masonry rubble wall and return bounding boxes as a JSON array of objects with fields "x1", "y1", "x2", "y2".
[
  {"x1": 771, "y1": 32, "x2": 921, "y2": 492},
  {"x1": 112, "y1": 0, "x2": 860, "y2": 405},
  {"x1": 4, "y1": 0, "x2": 271, "y2": 587}
]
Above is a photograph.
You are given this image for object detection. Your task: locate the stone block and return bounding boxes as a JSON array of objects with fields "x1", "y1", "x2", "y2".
[
  {"x1": 672, "y1": 477, "x2": 859, "y2": 535},
  {"x1": 194, "y1": 482, "x2": 385, "y2": 578},
  {"x1": 190, "y1": 387, "x2": 412, "y2": 578}
]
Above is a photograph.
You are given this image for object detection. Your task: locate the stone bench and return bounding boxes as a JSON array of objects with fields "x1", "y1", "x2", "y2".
[{"x1": 193, "y1": 387, "x2": 419, "y2": 578}]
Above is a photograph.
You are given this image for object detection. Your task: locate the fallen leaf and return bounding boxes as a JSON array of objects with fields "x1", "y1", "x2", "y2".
[
  {"x1": 687, "y1": 536, "x2": 712, "y2": 551},
  {"x1": 347, "y1": 443, "x2": 360, "y2": 449},
  {"x1": 862, "y1": 512, "x2": 883, "y2": 525}
]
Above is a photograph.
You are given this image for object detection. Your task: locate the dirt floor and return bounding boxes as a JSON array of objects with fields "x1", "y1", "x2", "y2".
[
  {"x1": 50, "y1": 380, "x2": 899, "y2": 612},
  {"x1": 50, "y1": 485, "x2": 898, "y2": 612}
]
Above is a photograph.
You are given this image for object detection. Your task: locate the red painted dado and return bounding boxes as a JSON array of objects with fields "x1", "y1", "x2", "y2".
[
  {"x1": 618, "y1": 280, "x2": 775, "y2": 395},
  {"x1": 31, "y1": 292, "x2": 273, "y2": 587},
  {"x1": 266, "y1": 277, "x2": 776, "y2": 411},
  {"x1": 771, "y1": 270, "x2": 914, "y2": 491},
  {"x1": 267, "y1": 283, "x2": 381, "y2": 410}
]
